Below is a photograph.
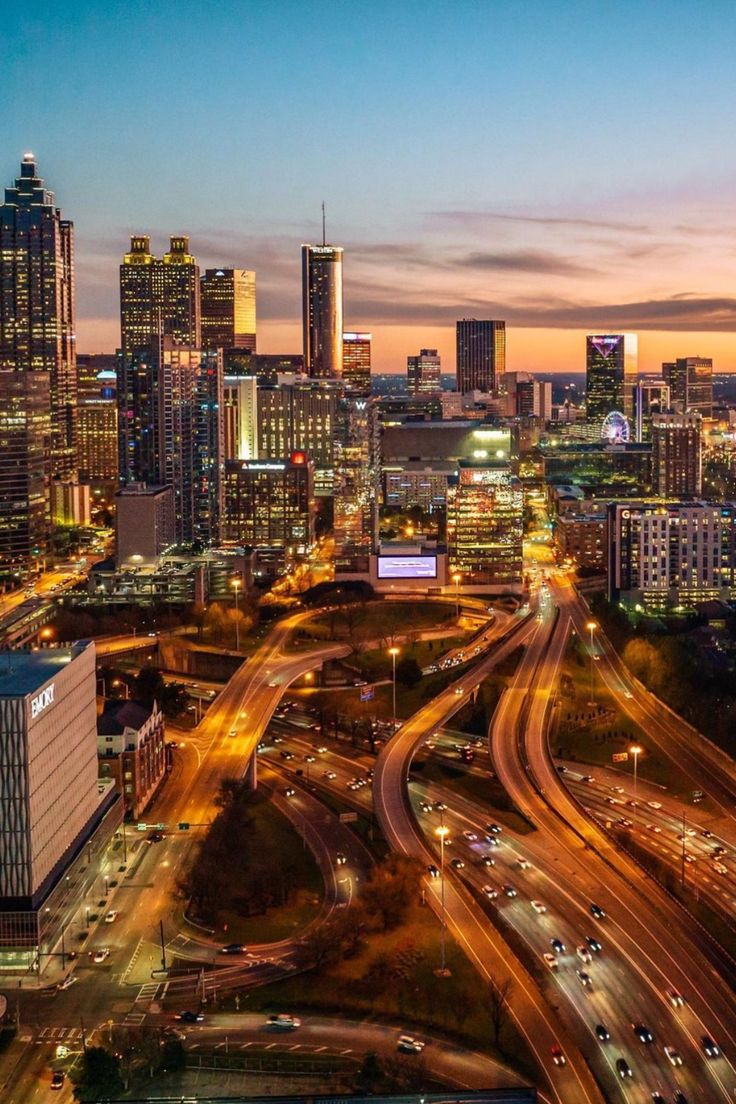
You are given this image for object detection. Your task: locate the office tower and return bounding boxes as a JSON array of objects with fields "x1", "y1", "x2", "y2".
[
  {"x1": 333, "y1": 397, "x2": 380, "y2": 575},
  {"x1": 447, "y1": 460, "x2": 523, "y2": 587},
  {"x1": 76, "y1": 353, "x2": 118, "y2": 493},
  {"x1": 257, "y1": 378, "x2": 340, "y2": 494},
  {"x1": 0, "y1": 372, "x2": 51, "y2": 582},
  {"x1": 585, "y1": 334, "x2": 638, "y2": 424},
  {"x1": 662, "y1": 357, "x2": 713, "y2": 418},
  {"x1": 223, "y1": 454, "x2": 315, "y2": 558},
  {"x1": 0, "y1": 640, "x2": 122, "y2": 967},
  {"x1": 634, "y1": 376, "x2": 670, "y2": 442},
  {"x1": 120, "y1": 235, "x2": 200, "y2": 353},
  {"x1": 222, "y1": 352, "x2": 305, "y2": 384},
  {"x1": 516, "y1": 379, "x2": 552, "y2": 420},
  {"x1": 115, "y1": 484, "x2": 176, "y2": 567},
  {"x1": 651, "y1": 413, "x2": 702, "y2": 497},
  {"x1": 0, "y1": 155, "x2": 77, "y2": 483},
  {"x1": 342, "y1": 332, "x2": 371, "y2": 396},
  {"x1": 223, "y1": 375, "x2": 259, "y2": 460},
  {"x1": 302, "y1": 243, "x2": 343, "y2": 378},
  {"x1": 456, "y1": 320, "x2": 505, "y2": 393},
  {"x1": 117, "y1": 338, "x2": 223, "y2": 544},
  {"x1": 201, "y1": 268, "x2": 256, "y2": 351},
  {"x1": 407, "y1": 348, "x2": 442, "y2": 393}
]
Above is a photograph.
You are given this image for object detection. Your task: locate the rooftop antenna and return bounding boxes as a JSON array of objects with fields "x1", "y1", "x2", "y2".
[{"x1": 322, "y1": 201, "x2": 326, "y2": 247}]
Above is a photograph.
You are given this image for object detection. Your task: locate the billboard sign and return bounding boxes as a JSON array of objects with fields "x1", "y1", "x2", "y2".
[
  {"x1": 360, "y1": 686, "x2": 375, "y2": 701},
  {"x1": 612, "y1": 752, "x2": 629, "y2": 763},
  {"x1": 377, "y1": 555, "x2": 437, "y2": 580}
]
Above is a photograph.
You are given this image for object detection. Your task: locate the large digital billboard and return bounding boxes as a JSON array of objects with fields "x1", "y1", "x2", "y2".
[{"x1": 377, "y1": 555, "x2": 437, "y2": 579}]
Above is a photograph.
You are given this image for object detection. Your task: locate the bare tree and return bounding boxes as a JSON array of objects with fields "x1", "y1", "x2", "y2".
[{"x1": 488, "y1": 976, "x2": 514, "y2": 1048}]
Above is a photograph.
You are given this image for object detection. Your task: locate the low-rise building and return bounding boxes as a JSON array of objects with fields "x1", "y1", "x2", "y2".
[
  {"x1": 555, "y1": 511, "x2": 607, "y2": 570},
  {"x1": 97, "y1": 699, "x2": 167, "y2": 817}
]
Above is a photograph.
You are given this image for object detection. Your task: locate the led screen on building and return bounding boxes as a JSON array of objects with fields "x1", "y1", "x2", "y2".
[{"x1": 377, "y1": 555, "x2": 437, "y2": 579}]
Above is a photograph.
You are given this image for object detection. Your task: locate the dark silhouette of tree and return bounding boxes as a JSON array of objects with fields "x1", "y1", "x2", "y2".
[{"x1": 73, "y1": 1047, "x2": 123, "y2": 1102}]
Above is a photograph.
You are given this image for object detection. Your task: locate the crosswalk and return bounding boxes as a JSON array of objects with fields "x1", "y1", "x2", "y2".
[
  {"x1": 34, "y1": 1026, "x2": 83, "y2": 1045},
  {"x1": 134, "y1": 980, "x2": 168, "y2": 1003}
]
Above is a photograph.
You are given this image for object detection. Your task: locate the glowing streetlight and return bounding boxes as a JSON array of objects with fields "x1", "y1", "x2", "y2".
[
  {"x1": 586, "y1": 620, "x2": 598, "y2": 705},
  {"x1": 630, "y1": 744, "x2": 642, "y2": 796},
  {"x1": 230, "y1": 577, "x2": 242, "y2": 650},
  {"x1": 435, "y1": 822, "x2": 450, "y2": 975},
  {"x1": 388, "y1": 647, "x2": 400, "y2": 728},
  {"x1": 453, "y1": 573, "x2": 462, "y2": 621}
]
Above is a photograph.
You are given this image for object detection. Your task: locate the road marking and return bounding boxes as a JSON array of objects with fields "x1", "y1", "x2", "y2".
[{"x1": 340, "y1": 1048, "x2": 353, "y2": 1054}]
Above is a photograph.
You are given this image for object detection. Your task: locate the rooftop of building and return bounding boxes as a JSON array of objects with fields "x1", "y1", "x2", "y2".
[
  {"x1": 97, "y1": 699, "x2": 156, "y2": 735},
  {"x1": 0, "y1": 643, "x2": 91, "y2": 698}
]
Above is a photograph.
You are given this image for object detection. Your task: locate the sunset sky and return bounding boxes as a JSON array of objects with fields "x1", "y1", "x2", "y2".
[{"x1": 4, "y1": 0, "x2": 736, "y2": 373}]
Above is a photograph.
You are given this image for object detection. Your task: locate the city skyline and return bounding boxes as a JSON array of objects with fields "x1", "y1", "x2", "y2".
[{"x1": 5, "y1": 1, "x2": 736, "y2": 373}]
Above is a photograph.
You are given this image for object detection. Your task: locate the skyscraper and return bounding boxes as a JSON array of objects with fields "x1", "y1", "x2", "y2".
[
  {"x1": 0, "y1": 154, "x2": 77, "y2": 481},
  {"x1": 333, "y1": 397, "x2": 379, "y2": 575},
  {"x1": 407, "y1": 348, "x2": 441, "y2": 393},
  {"x1": 76, "y1": 354, "x2": 118, "y2": 493},
  {"x1": 651, "y1": 413, "x2": 702, "y2": 498},
  {"x1": 662, "y1": 357, "x2": 713, "y2": 418},
  {"x1": 447, "y1": 460, "x2": 523, "y2": 587},
  {"x1": 342, "y1": 332, "x2": 371, "y2": 396},
  {"x1": 120, "y1": 235, "x2": 200, "y2": 353},
  {"x1": 201, "y1": 268, "x2": 256, "y2": 351},
  {"x1": 456, "y1": 320, "x2": 505, "y2": 393},
  {"x1": 0, "y1": 372, "x2": 50, "y2": 580},
  {"x1": 585, "y1": 333, "x2": 638, "y2": 424},
  {"x1": 634, "y1": 376, "x2": 670, "y2": 442},
  {"x1": 302, "y1": 243, "x2": 343, "y2": 378}
]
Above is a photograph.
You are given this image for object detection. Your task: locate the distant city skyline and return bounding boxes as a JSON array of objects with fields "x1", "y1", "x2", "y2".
[{"x1": 5, "y1": 1, "x2": 736, "y2": 373}]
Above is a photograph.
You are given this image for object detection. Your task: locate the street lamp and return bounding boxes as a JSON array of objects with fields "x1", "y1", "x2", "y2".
[
  {"x1": 388, "y1": 647, "x2": 400, "y2": 728},
  {"x1": 586, "y1": 620, "x2": 598, "y2": 706},
  {"x1": 112, "y1": 679, "x2": 129, "y2": 700},
  {"x1": 435, "y1": 822, "x2": 450, "y2": 976},
  {"x1": 453, "y1": 573, "x2": 462, "y2": 621},
  {"x1": 230, "y1": 577, "x2": 242, "y2": 651},
  {"x1": 630, "y1": 744, "x2": 642, "y2": 796}
]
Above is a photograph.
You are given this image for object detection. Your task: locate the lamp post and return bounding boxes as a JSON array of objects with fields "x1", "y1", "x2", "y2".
[
  {"x1": 230, "y1": 578, "x2": 242, "y2": 651},
  {"x1": 630, "y1": 744, "x2": 642, "y2": 796},
  {"x1": 435, "y1": 822, "x2": 450, "y2": 976},
  {"x1": 586, "y1": 620, "x2": 598, "y2": 706},
  {"x1": 453, "y1": 573, "x2": 462, "y2": 621},
  {"x1": 388, "y1": 647, "x2": 399, "y2": 728},
  {"x1": 112, "y1": 679, "x2": 129, "y2": 700}
]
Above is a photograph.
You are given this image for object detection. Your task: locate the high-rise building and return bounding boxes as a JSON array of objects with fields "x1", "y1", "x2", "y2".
[
  {"x1": 223, "y1": 375, "x2": 259, "y2": 460},
  {"x1": 223, "y1": 454, "x2": 315, "y2": 559},
  {"x1": 0, "y1": 372, "x2": 51, "y2": 582},
  {"x1": 223, "y1": 352, "x2": 305, "y2": 384},
  {"x1": 257, "y1": 378, "x2": 341, "y2": 495},
  {"x1": 407, "y1": 348, "x2": 441, "y2": 393},
  {"x1": 115, "y1": 484, "x2": 176, "y2": 568},
  {"x1": 662, "y1": 357, "x2": 713, "y2": 418},
  {"x1": 76, "y1": 353, "x2": 118, "y2": 493},
  {"x1": 201, "y1": 268, "x2": 256, "y2": 352},
  {"x1": 456, "y1": 320, "x2": 505, "y2": 393},
  {"x1": 302, "y1": 244, "x2": 343, "y2": 378},
  {"x1": 0, "y1": 155, "x2": 77, "y2": 483},
  {"x1": 119, "y1": 235, "x2": 200, "y2": 353},
  {"x1": 447, "y1": 460, "x2": 523, "y2": 588},
  {"x1": 634, "y1": 376, "x2": 670, "y2": 442},
  {"x1": 585, "y1": 334, "x2": 638, "y2": 424},
  {"x1": 516, "y1": 379, "x2": 552, "y2": 421},
  {"x1": 333, "y1": 397, "x2": 380, "y2": 575},
  {"x1": 651, "y1": 413, "x2": 702, "y2": 498},
  {"x1": 342, "y1": 332, "x2": 371, "y2": 396}
]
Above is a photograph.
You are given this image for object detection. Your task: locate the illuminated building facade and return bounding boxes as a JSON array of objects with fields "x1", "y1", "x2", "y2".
[
  {"x1": 201, "y1": 268, "x2": 256, "y2": 351},
  {"x1": 634, "y1": 376, "x2": 670, "y2": 442},
  {"x1": 333, "y1": 398, "x2": 380, "y2": 575},
  {"x1": 76, "y1": 353, "x2": 118, "y2": 493},
  {"x1": 456, "y1": 320, "x2": 505, "y2": 393},
  {"x1": 223, "y1": 375, "x2": 258, "y2": 460},
  {"x1": 585, "y1": 334, "x2": 638, "y2": 423},
  {"x1": 223, "y1": 454, "x2": 315, "y2": 558},
  {"x1": 119, "y1": 235, "x2": 200, "y2": 353},
  {"x1": 342, "y1": 332, "x2": 371, "y2": 396},
  {"x1": 407, "y1": 348, "x2": 441, "y2": 393},
  {"x1": 257, "y1": 379, "x2": 339, "y2": 492},
  {"x1": 302, "y1": 244, "x2": 343, "y2": 378},
  {"x1": 651, "y1": 413, "x2": 702, "y2": 498},
  {"x1": 662, "y1": 357, "x2": 713, "y2": 418},
  {"x1": 0, "y1": 372, "x2": 51, "y2": 582},
  {"x1": 447, "y1": 460, "x2": 523, "y2": 588}
]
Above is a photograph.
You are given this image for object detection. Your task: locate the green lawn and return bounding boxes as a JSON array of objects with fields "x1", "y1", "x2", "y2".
[{"x1": 297, "y1": 601, "x2": 458, "y2": 645}]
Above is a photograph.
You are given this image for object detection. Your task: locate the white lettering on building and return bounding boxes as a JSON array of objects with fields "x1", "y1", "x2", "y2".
[{"x1": 30, "y1": 684, "x2": 55, "y2": 718}]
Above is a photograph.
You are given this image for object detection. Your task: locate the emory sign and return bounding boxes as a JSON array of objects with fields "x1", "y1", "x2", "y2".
[{"x1": 30, "y1": 683, "x2": 55, "y2": 719}]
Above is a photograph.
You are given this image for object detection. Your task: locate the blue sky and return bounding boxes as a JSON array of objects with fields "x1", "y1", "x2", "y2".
[{"x1": 4, "y1": 0, "x2": 736, "y2": 370}]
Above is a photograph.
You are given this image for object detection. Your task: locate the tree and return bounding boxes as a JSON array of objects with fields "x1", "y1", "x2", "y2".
[
  {"x1": 160, "y1": 1038, "x2": 186, "y2": 1071},
  {"x1": 488, "y1": 976, "x2": 514, "y2": 1048},
  {"x1": 396, "y1": 655, "x2": 422, "y2": 688},
  {"x1": 362, "y1": 855, "x2": 422, "y2": 930},
  {"x1": 73, "y1": 1047, "x2": 124, "y2": 1102}
]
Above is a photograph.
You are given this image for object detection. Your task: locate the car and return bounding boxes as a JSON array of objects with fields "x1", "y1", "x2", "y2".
[
  {"x1": 611, "y1": 786, "x2": 624, "y2": 794},
  {"x1": 666, "y1": 988, "x2": 685, "y2": 1007},
  {"x1": 434, "y1": 802, "x2": 447, "y2": 812},
  {"x1": 397, "y1": 1034, "x2": 425, "y2": 1054},
  {"x1": 651, "y1": 1094, "x2": 666, "y2": 1104},
  {"x1": 316, "y1": 746, "x2": 327, "y2": 754},
  {"x1": 283, "y1": 787, "x2": 296, "y2": 798},
  {"x1": 664, "y1": 1045, "x2": 683, "y2": 1066},
  {"x1": 104, "y1": 910, "x2": 119, "y2": 924},
  {"x1": 454, "y1": 687, "x2": 464, "y2": 695},
  {"x1": 632, "y1": 1023, "x2": 653, "y2": 1044},
  {"x1": 336, "y1": 852, "x2": 347, "y2": 865},
  {"x1": 701, "y1": 829, "x2": 713, "y2": 839},
  {"x1": 595, "y1": 1023, "x2": 610, "y2": 1041},
  {"x1": 712, "y1": 845, "x2": 727, "y2": 856},
  {"x1": 323, "y1": 770, "x2": 337, "y2": 780},
  {"x1": 502, "y1": 884, "x2": 517, "y2": 898},
  {"x1": 713, "y1": 861, "x2": 728, "y2": 874},
  {"x1": 450, "y1": 858, "x2": 465, "y2": 870},
  {"x1": 543, "y1": 952, "x2": 558, "y2": 970},
  {"x1": 462, "y1": 830, "x2": 478, "y2": 841},
  {"x1": 228, "y1": 729, "x2": 238, "y2": 738},
  {"x1": 427, "y1": 864, "x2": 440, "y2": 878},
  {"x1": 58, "y1": 974, "x2": 78, "y2": 990},
  {"x1": 280, "y1": 750, "x2": 294, "y2": 760},
  {"x1": 645, "y1": 822, "x2": 662, "y2": 833},
  {"x1": 486, "y1": 823, "x2": 502, "y2": 834},
  {"x1": 175, "y1": 1010, "x2": 204, "y2": 1023},
  {"x1": 219, "y1": 943, "x2": 245, "y2": 954},
  {"x1": 590, "y1": 903, "x2": 606, "y2": 919},
  {"x1": 484, "y1": 835, "x2": 500, "y2": 847},
  {"x1": 420, "y1": 801, "x2": 433, "y2": 813},
  {"x1": 582, "y1": 775, "x2": 594, "y2": 783},
  {"x1": 265, "y1": 1014, "x2": 300, "y2": 1030},
  {"x1": 647, "y1": 800, "x2": 662, "y2": 809},
  {"x1": 92, "y1": 948, "x2": 110, "y2": 964},
  {"x1": 585, "y1": 936, "x2": 602, "y2": 953},
  {"x1": 674, "y1": 1091, "x2": 689, "y2": 1103},
  {"x1": 576, "y1": 969, "x2": 592, "y2": 989},
  {"x1": 576, "y1": 945, "x2": 592, "y2": 963},
  {"x1": 530, "y1": 900, "x2": 547, "y2": 914},
  {"x1": 550, "y1": 1043, "x2": 566, "y2": 1065},
  {"x1": 615, "y1": 1057, "x2": 633, "y2": 1079},
  {"x1": 51, "y1": 1071, "x2": 65, "y2": 1091},
  {"x1": 304, "y1": 754, "x2": 315, "y2": 763},
  {"x1": 162, "y1": 1026, "x2": 186, "y2": 1041},
  {"x1": 684, "y1": 854, "x2": 696, "y2": 864},
  {"x1": 482, "y1": 885, "x2": 498, "y2": 899},
  {"x1": 515, "y1": 857, "x2": 530, "y2": 869},
  {"x1": 701, "y1": 1034, "x2": 719, "y2": 1057},
  {"x1": 480, "y1": 856, "x2": 495, "y2": 867},
  {"x1": 147, "y1": 831, "x2": 164, "y2": 843},
  {"x1": 551, "y1": 938, "x2": 566, "y2": 953}
]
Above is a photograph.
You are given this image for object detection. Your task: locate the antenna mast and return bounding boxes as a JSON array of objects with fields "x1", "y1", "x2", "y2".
[{"x1": 322, "y1": 201, "x2": 326, "y2": 246}]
